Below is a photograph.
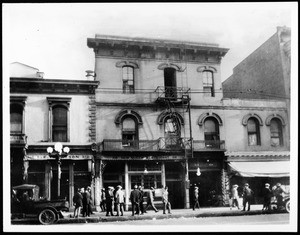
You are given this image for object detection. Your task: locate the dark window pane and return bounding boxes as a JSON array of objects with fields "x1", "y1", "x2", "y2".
[{"x1": 53, "y1": 106, "x2": 67, "y2": 142}]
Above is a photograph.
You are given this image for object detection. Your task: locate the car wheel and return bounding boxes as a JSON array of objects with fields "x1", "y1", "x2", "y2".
[
  {"x1": 38, "y1": 209, "x2": 57, "y2": 225},
  {"x1": 285, "y1": 200, "x2": 290, "y2": 213}
]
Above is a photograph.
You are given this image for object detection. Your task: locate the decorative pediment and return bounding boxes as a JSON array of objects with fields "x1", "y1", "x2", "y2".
[
  {"x1": 157, "y1": 111, "x2": 184, "y2": 125},
  {"x1": 265, "y1": 114, "x2": 286, "y2": 126},
  {"x1": 197, "y1": 65, "x2": 217, "y2": 73},
  {"x1": 115, "y1": 61, "x2": 139, "y2": 68},
  {"x1": 242, "y1": 113, "x2": 263, "y2": 126},
  {"x1": 157, "y1": 63, "x2": 183, "y2": 72},
  {"x1": 198, "y1": 112, "x2": 223, "y2": 126},
  {"x1": 115, "y1": 109, "x2": 143, "y2": 125}
]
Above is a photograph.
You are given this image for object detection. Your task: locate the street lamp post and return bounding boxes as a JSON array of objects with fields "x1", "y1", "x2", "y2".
[{"x1": 47, "y1": 142, "x2": 70, "y2": 198}]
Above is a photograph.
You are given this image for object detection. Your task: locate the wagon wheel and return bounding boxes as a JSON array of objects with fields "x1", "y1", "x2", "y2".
[
  {"x1": 285, "y1": 200, "x2": 290, "y2": 213},
  {"x1": 38, "y1": 209, "x2": 57, "y2": 225}
]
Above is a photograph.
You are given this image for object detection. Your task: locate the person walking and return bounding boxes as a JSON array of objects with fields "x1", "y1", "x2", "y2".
[
  {"x1": 100, "y1": 188, "x2": 106, "y2": 212},
  {"x1": 262, "y1": 183, "x2": 272, "y2": 211},
  {"x1": 130, "y1": 185, "x2": 141, "y2": 216},
  {"x1": 145, "y1": 187, "x2": 159, "y2": 213},
  {"x1": 242, "y1": 183, "x2": 254, "y2": 211},
  {"x1": 192, "y1": 186, "x2": 200, "y2": 210},
  {"x1": 162, "y1": 186, "x2": 172, "y2": 214},
  {"x1": 230, "y1": 184, "x2": 240, "y2": 210},
  {"x1": 138, "y1": 185, "x2": 145, "y2": 215},
  {"x1": 115, "y1": 185, "x2": 125, "y2": 216},
  {"x1": 82, "y1": 187, "x2": 91, "y2": 217},
  {"x1": 73, "y1": 188, "x2": 83, "y2": 218},
  {"x1": 105, "y1": 186, "x2": 114, "y2": 216}
]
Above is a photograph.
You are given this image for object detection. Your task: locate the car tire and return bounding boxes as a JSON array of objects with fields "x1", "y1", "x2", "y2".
[
  {"x1": 38, "y1": 209, "x2": 57, "y2": 225},
  {"x1": 285, "y1": 200, "x2": 290, "y2": 213}
]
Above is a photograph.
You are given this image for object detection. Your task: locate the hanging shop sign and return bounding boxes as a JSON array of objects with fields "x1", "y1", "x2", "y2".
[{"x1": 24, "y1": 154, "x2": 93, "y2": 160}]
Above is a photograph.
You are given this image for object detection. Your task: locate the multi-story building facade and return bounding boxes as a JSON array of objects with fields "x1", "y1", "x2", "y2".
[
  {"x1": 222, "y1": 26, "x2": 291, "y2": 201},
  {"x1": 87, "y1": 35, "x2": 230, "y2": 209},
  {"x1": 10, "y1": 62, "x2": 99, "y2": 206}
]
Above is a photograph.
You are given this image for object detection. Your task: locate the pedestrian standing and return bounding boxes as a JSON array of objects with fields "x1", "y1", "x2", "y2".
[
  {"x1": 272, "y1": 183, "x2": 286, "y2": 208},
  {"x1": 230, "y1": 184, "x2": 240, "y2": 210},
  {"x1": 192, "y1": 186, "x2": 200, "y2": 210},
  {"x1": 130, "y1": 185, "x2": 140, "y2": 216},
  {"x1": 73, "y1": 188, "x2": 83, "y2": 218},
  {"x1": 242, "y1": 183, "x2": 254, "y2": 211},
  {"x1": 87, "y1": 186, "x2": 94, "y2": 215},
  {"x1": 100, "y1": 188, "x2": 106, "y2": 212},
  {"x1": 138, "y1": 185, "x2": 145, "y2": 215},
  {"x1": 262, "y1": 183, "x2": 272, "y2": 211},
  {"x1": 115, "y1": 185, "x2": 125, "y2": 216},
  {"x1": 145, "y1": 187, "x2": 159, "y2": 213},
  {"x1": 162, "y1": 186, "x2": 172, "y2": 214},
  {"x1": 105, "y1": 186, "x2": 114, "y2": 216},
  {"x1": 82, "y1": 187, "x2": 89, "y2": 217}
]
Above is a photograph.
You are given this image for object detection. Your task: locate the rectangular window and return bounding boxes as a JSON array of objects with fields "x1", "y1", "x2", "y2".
[
  {"x1": 203, "y1": 71, "x2": 215, "y2": 97},
  {"x1": 122, "y1": 66, "x2": 134, "y2": 94}
]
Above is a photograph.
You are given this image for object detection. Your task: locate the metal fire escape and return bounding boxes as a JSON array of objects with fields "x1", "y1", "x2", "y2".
[{"x1": 155, "y1": 86, "x2": 193, "y2": 158}]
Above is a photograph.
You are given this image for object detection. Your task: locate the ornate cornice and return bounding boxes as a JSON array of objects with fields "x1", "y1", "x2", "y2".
[{"x1": 10, "y1": 77, "x2": 99, "y2": 95}]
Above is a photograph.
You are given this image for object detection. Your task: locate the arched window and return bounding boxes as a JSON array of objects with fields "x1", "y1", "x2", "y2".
[
  {"x1": 247, "y1": 117, "x2": 261, "y2": 146},
  {"x1": 10, "y1": 104, "x2": 23, "y2": 133},
  {"x1": 270, "y1": 118, "x2": 283, "y2": 146},
  {"x1": 204, "y1": 117, "x2": 219, "y2": 148},
  {"x1": 203, "y1": 70, "x2": 214, "y2": 97},
  {"x1": 164, "y1": 116, "x2": 181, "y2": 149},
  {"x1": 122, "y1": 117, "x2": 138, "y2": 147},
  {"x1": 52, "y1": 105, "x2": 68, "y2": 142},
  {"x1": 122, "y1": 66, "x2": 134, "y2": 94}
]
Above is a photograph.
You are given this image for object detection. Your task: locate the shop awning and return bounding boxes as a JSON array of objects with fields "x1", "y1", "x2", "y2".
[{"x1": 228, "y1": 161, "x2": 290, "y2": 177}]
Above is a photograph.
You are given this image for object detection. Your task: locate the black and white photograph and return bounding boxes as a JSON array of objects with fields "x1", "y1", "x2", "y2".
[{"x1": 3, "y1": 2, "x2": 298, "y2": 233}]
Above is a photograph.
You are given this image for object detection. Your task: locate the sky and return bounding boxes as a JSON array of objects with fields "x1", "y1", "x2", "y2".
[{"x1": 3, "y1": 2, "x2": 296, "y2": 82}]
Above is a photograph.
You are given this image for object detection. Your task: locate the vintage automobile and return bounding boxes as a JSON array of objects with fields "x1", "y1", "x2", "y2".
[{"x1": 11, "y1": 184, "x2": 69, "y2": 225}]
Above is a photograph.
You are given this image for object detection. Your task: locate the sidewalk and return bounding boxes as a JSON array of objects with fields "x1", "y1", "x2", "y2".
[{"x1": 56, "y1": 204, "x2": 286, "y2": 224}]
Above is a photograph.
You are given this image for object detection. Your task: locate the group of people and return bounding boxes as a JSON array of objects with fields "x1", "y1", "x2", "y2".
[
  {"x1": 72, "y1": 186, "x2": 94, "y2": 218},
  {"x1": 99, "y1": 185, "x2": 173, "y2": 216},
  {"x1": 229, "y1": 182, "x2": 286, "y2": 211}
]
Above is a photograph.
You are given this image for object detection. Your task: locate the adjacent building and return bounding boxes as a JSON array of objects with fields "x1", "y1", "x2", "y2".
[
  {"x1": 222, "y1": 26, "x2": 291, "y2": 200},
  {"x1": 10, "y1": 62, "x2": 99, "y2": 205}
]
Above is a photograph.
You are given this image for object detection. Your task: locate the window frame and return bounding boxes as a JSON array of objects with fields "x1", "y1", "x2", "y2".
[
  {"x1": 121, "y1": 116, "x2": 138, "y2": 147},
  {"x1": 247, "y1": 117, "x2": 261, "y2": 146},
  {"x1": 202, "y1": 70, "x2": 215, "y2": 97},
  {"x1": 122, "y1": 66, "x2": 135, "y2": 94},
  {"x1": 47, "y1": 97, "x2": 71, "y2": 142},
  {"x1": 270, "y1": 118, "x2": 284, "y2": 147}
]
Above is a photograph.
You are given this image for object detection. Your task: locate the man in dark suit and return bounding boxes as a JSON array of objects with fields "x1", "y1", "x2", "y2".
[{"x1": 130, "y1": 185, "x2": 141, "y2": 216}]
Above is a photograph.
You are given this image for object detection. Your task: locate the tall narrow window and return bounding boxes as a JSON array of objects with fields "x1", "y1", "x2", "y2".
[
  {"x1": 270, "y1": 118, "x2": 283, "y2": 146},
  {"x1": 164, "y1": 116, "x2": 181, "y2": 149},
  {"x1": 122, "y1": 66, "x2": 134, "y2": 94},
  {"x1": 247, "y1": 118, "x2": 261, "y2": 146},
  {"x1": 122, "y1": 117, "x2": 137, "y2": 147},
  {"x1": 203, "y1": 71, "x2": 214, "y2": 97},
  {"x1": 204, "y1": 118, "x2": 220, "y2": 148},
  {"x1": 52, "y1": 105, "x2": 68, "y2": 142},
  {"x1": 10, "y1": 104, "x2": 23, "y2": 133},
  {"x1": 164, "y1": 68, "x2": 177, "y2": 99}
]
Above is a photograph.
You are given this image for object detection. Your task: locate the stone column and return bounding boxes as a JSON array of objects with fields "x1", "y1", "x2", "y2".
[
  {"x1": 125, "y1": 162, "x2": 129, "y2": 211},
  {"x1": 45, "y1": 163, "x2": 52, "y2": 200},
  {"x1": 184, "y1": 159, "x2": 190, "y2": 209},
  {"x1": 69, "y1": 163, "x2": 74, "y2": 210},
  {"x1": 161, "y1": 162, "x2": 166, "y2": 187}
]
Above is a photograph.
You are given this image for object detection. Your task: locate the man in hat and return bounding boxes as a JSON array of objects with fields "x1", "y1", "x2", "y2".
[
  {"x1": 145, "y1": 187, "x2": 159, "y2": 213},
  {"x1": 130, "y1": 185, "x2": 141, "y2": 216},
  {"x1": 100, "y1": 188, "x2": 106, "y2": 212},
  {"x1": 105, "y1": 186, "x2": 114, "y2": 216},
  {"x1": 242, "y1": 183, "x2": 254, "y2": 211},
  {"x1": 192, "y1": 185, "x2": 200, "y2": 211},
  {"x1": 230, "y1": 184, "x2": 240, "y2": 210},
  {"x1": 262, "y1": 183, "x2": 272, "y2": 211},
  {"x1": 115, "y1": 185, "x2": 125, "y2": 216},
  {"x1": 272, "y1": 182, "x2": 286, "y2": 208}
]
